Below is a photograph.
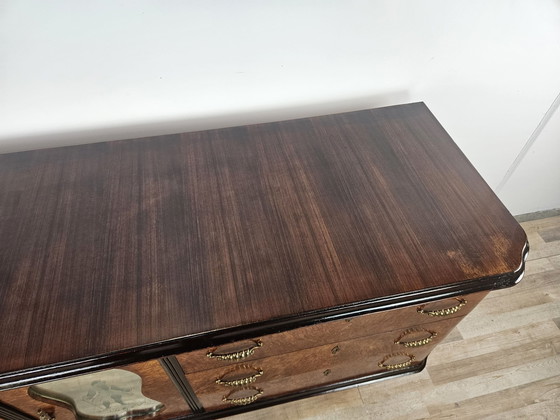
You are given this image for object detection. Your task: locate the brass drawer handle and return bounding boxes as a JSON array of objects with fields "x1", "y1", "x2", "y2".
[
  {"x1": 417, "y1": 298, "x2": 467, "y2": 317},
  {"x1": 207, "y1": 340, "x2": 263, "y2": 361},
  {"x1": 216, "y1": 369, "x2": 264, "y2": 387},
  {"x1": 378, "y1": 353, "x2": 415, "y2": 370},
  {"x1": 223, "y1": 388, "x2": 264, "y2": 406},
  {"x1": 38, "y1": 410, "x2": 56, "y2": 420},
  {"x1": 395, "y1": 329, "x2": 437, "y2": 347}
]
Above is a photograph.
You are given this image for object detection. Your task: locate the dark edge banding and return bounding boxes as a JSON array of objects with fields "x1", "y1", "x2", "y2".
[
  {"x1": 0, "y1": 242, "x2": 527, "y2": 391},
  {"x1": 159, "y1": 356, "x2": 204, "y2": 414},
  {"x1": 0, "y1": 401, "x2": 36, "y2": 420}
]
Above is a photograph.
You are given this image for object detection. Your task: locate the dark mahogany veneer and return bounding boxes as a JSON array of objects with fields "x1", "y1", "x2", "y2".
[{"x1": 0, "y1": 103, "x2": 527, "y2": 419}]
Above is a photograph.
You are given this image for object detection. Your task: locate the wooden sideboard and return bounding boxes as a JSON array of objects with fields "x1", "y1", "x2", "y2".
[{"x1": 0, "y1": 103, "x2": 528, "y2": 420}]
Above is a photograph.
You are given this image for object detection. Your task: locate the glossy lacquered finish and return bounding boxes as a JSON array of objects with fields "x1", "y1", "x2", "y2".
[
  {"x1": 0, "y1": 103, "x2": 527, "y2": 389},
  {"x1": 0, "y1": 103, "x2": 527, "y2": 419}
]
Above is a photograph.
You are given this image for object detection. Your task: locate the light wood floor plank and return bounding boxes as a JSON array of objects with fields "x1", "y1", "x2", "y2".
[
  {"x1": 428, "y1": 375, "x2": 560, "y2": 420},
  {"x1": 528, "y1": 230, "x2": 546, "y2": 247},
  {"x1": 429, "y1": 321, "x2": 560, "y2": 365},
  {"x1": 527, "y1": 240, "x2": 560, "y2": 261},
  {"x1": 517, "y1": 215, "x2": 560, "y2": 231},
  {"x1": 549, "y1": 254, "x2": 560, "y2": 269},
  {"x1": 524, "y1": 257, "x2": 557, "y2": 276},
  {"x1": 457, "y1": 301, "x2": 560, "y2": 339},
  {"x1": 358, "y1": 368, "x2": 433, "y2": 404},
  {"x1": 425, "y1": 355, "x2": 560, "y2": 405},
  {"x1": 428, "y1": 335, "x2": 560, "y2": 385},
  {"x1": 230, "y1": 388, "x2": 363, "y2": 420},
  {"x1": 540, "y1": 226, "x2": 560, "y2": 243}
]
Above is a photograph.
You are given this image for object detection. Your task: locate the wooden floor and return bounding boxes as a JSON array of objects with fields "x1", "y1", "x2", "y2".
[{"x1": 231, "y1": 216, "x2": 560, "y2": 420}]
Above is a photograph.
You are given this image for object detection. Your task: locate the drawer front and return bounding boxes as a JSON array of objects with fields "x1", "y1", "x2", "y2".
[
  {"x1": 0, "y1": 360, "x2": 191, "y2": 420},
  {"x1": 185, "y1": 316, "x2": 463, "y2": 411},
  {"x1": 179, "y1": 291, "x2": 487, "y2": 373}
]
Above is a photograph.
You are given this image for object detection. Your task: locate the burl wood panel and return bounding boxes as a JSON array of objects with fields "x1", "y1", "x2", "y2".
[
  {"x1": 179, "y1": 292, "x2": 488, "y2": 373},
  {"x1": 0, "y1": 103, "x2": 526, "y2": 377},
  {"x1": 186, "y1": 316, "x2": 464, "y2": 411},
  {"x1": 0, "y1": 361, "x2": 191, "y2": 420}
]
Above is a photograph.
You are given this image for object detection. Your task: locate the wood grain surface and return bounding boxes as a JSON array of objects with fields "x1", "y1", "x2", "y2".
[{"x1": 0, "y1": 103, "x2": 526, "y2": 381}]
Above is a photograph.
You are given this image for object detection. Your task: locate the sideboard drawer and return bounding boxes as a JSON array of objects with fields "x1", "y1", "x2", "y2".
[
  {"x1": 178, "y1": 291, "x2": 488, "y2": 374},
  {"x1": 183, "y1": 316, "x2": 464, "y2": 411},
  {"x1": 0, "y1": 360, "x2": 191, "y2": 420}
]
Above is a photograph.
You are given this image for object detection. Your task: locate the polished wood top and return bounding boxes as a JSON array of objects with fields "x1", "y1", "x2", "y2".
[{"x1": 0, "y1": 103, "x2": 526, "y2": 386}]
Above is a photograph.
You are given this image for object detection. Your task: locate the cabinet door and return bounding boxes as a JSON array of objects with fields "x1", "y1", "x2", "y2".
[{"x1": 0, "y1": 360, "x2": 191, "y2": 420}]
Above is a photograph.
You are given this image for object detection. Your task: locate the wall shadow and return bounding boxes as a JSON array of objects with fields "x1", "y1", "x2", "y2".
[{"x1": 0, "y1": 90, "x2": 410, "y2": 154}]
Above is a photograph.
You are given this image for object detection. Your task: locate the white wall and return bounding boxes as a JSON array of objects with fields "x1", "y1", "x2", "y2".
[
  {"x1": 1, "y1": 1, "x2": 559, "y2": 215},
  {"x1": 499, "y1": 95, "x2": 560, "y2": 215}
]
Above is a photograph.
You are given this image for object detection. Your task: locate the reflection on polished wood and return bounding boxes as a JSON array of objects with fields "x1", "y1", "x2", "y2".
[
  {"x1": 0, "y1": 361, "x2": 191, "y2": 420},
  {"x1": 230, "y1": 216, "x2": 560, "y2": 420},
  {"x1": 29, "y1": 369, "x2": 163, "y2": 420}
]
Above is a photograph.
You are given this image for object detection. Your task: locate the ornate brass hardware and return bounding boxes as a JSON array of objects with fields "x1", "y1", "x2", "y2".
[
  {"x1": 37, "y1": 409, "x2": 55, "y2": 420},
  {"x1": 216, "y1": 367, "x2": 264, "y2": 387},
  {"x1": 29, "y1": 369, "x2": 163, "y2": 420},
  {"x1": 395, "y1": 329, "x2": 437, "y2": 347},
  {"x1": 207, "y1": 340, "x2": 263, "y2": 361},
  {"x1": 222, "y1": 388, "x2": 264, "y2": 406},
  {"x1": 378, "y1": 353, "x2": 415, "y2": 370},
  {"x1": 417, "y1": 298, "x2": 467, "y2": 317}
]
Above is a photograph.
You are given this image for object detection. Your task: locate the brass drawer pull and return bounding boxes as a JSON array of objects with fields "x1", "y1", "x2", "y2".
[
  {"x1": 395, "y1": 329, "x2": 437, "y2": 347},
  {"x1": 207, "y1": 340, "x2": 263, "y2": 361},
  {"x1": 417, "y1": 298, "x2": 467, "y2": 317},
  {"x1": 378, "y1": 353, "x2": 415, "y2": 370},
  {"x1": 38, "y1": 410, "x2": 56, "y2": 420},
  {"x1": 216, "y1": 368, "x2": 264, "y2": 387},
  {"x1": 223, "y1": 388, "x2": 264, "y2": 406}
]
